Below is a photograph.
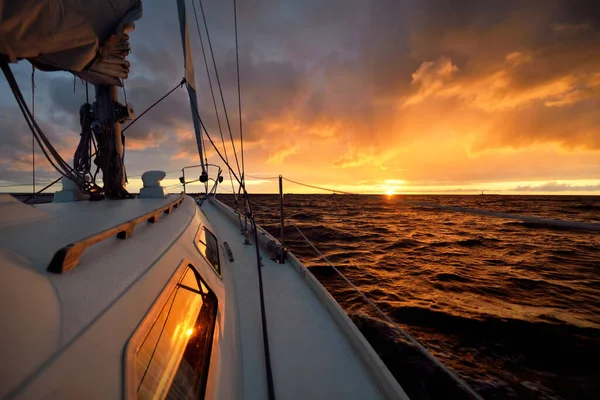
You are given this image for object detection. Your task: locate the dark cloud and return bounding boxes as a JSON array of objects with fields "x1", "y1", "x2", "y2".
[
  {"x1": 0, "y1": 106, "x2": 77, "y2": 183},
  {"x1": 513, "y1": 182, "x2": 600, "y2": 192}
]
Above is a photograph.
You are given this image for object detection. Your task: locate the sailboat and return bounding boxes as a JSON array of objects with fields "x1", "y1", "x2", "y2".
[
  {"x1": 0, "y1": 1, "x2": 411, "y2": 399},
  {"x1": 0, "y1": 1, "x2": 493, "y2": 399}
]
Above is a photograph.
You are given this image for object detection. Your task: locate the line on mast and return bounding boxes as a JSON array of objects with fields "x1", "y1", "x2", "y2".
[
  {"x1": 196, "y1": 0, "x2": 242, "y2": 178},
  {"x1": 190, "y1": 0, "x2": 236, "y2": 198}
]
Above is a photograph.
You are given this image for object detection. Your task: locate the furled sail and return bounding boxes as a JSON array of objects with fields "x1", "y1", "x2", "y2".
[
  {"x1": 176, "y1": 0, "x2": 206, "y2": 173},
  {"x1": 0, "y1": 0, "x2": 143, "y2": 86}
]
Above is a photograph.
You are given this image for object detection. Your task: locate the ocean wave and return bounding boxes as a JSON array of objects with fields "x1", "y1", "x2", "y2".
[
  {"x1": 573, "y1": 204, "x2": 600, "y2": 211},
  {"x1": 220, "y1": 193, "x2": 600, "y2": 398},
  {"x1": 432, "y1": 272, "x2": 472, "y2": 283},
  {"x1": 385, "y1": 238, "x2": 423, "y2": 250}
]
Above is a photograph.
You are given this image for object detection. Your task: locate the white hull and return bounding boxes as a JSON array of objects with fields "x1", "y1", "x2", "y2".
[{"x1": 0, "y1": 194, "x2": 407, "y2": 399}]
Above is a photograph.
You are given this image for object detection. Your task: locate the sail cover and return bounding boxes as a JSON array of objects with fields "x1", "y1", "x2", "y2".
[
  {"x1": 0, "y1": 0, "x2": 142, "y2": 86},
  {"x1": 176, "y1": 0, "x2": 206, "y2": 170}
]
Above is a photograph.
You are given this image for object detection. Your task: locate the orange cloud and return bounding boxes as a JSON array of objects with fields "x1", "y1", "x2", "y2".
[{"x1": 403, "y1": 55, "x2": 591, "y2": 111}]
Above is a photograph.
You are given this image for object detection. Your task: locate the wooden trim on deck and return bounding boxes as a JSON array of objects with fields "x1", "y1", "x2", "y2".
[{"x1": 47, "y1": 194, "x2": 185, "y2": 274}]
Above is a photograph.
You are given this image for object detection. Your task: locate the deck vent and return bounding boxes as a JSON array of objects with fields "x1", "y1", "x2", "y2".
[{"x1": 140, "y1": 170, "x2": 167, "y2": 198}]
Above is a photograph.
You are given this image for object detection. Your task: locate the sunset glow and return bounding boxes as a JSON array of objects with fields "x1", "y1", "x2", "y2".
[{"x1": 1, "y1": 1, "x2": 599, "y2": 195}]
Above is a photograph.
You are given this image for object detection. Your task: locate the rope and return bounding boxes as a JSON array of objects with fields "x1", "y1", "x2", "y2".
[
  {"x1": 122, "y1": 81, "x2": 129, "y2": 105},
  {"x1": 196, "y1": 0, "x2": 242, "y2": 177},
  {"x1": 74, "y1": 104, "x2": 95, "y2": 175},
  {"x1": 122, "y1": 79, "x2": 186, "y2": 133}
]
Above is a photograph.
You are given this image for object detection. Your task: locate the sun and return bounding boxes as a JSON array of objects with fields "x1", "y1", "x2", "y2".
[{"x1": 386, "y1": 188, "x2": 394, "y2": 196}]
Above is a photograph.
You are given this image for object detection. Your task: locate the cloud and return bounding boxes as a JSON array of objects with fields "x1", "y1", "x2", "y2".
[
  {"x1": 513, "y1": 182, "x2": 600, "y2": 192},
  {"x1": 403, "y1": 55, "x2": 597, "y2": 112},
  {"x1": 266, "y1": 143, "x2": 299, "y2": 164},
  {"x1": 0, "y1": 106, "x2": 78, "y2": 179},
  {"x1": 1, "y1": 0, "x2": 600, "y2": 192},
  {"x1": 404, "y1": 56, "x2": 458, "y2": 107},
  {"x1": 553, "y1": 22, "x2": 592, "y2": 34}
]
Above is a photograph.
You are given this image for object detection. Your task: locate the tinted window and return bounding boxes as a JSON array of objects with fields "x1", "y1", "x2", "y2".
[
  {"x1": 134, "y1": 266, "x2": 218, "y2": 400},
  {"x1": 197, "y1": 227, "x2": 220, "y2": 275}
]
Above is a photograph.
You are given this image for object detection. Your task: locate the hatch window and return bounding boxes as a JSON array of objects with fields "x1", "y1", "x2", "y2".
[
  {"x1": 133, "y1": 265, "x2": 218, "y2": 400},
  {"x1": 196, "y1": 227, "x2": 221, "y2": 275}
]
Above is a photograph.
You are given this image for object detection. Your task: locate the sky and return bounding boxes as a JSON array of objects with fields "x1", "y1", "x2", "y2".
[{"x1": 1, "y1": 0, "x2": 600, "y2": 195}]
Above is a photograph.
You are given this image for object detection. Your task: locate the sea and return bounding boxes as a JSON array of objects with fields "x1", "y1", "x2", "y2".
[{"x1": 220, "y1": 194, "x2": 600, "y2": 400}]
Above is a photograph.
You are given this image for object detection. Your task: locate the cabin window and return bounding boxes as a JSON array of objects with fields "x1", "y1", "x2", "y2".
[
  {"x1": 133, "y1": 265, "x2": 218, "y2": 400},
  {"x1": 196, "y1": 227, "x2": 221, "y2": 275}
]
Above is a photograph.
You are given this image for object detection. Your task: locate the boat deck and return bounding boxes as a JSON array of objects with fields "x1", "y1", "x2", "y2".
[
  {"x1": 202, "y1": 198, "x2": 407, "y2": 399},
  {"x1": 0, "y1": 194, "x2": 407, "y2": 399}
]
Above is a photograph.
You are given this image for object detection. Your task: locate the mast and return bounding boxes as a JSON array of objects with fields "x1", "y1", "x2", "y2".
[{"x1": 94, "y1": 85, "x2": 130, "y2": 199}]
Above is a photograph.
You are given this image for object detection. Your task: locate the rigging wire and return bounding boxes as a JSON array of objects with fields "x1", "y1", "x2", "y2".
[
  {"x1": 187, "y1": 76, "x2": 275, "y2": 400},
  {"x1": 122, "y1": 79, "x2": 186, "y2": 133},
  {"x1": 244, "y1": 174, "x2": 279, "y2": 180},
  {"x1": 196, "y1": 0, "x2": 242, "y2": 177},
  {"x1": 190, "y1": 0, "x2": 237, "y2": 198},
  {"x1": 282, "y1": 177, "x2": 356, "y2": 194},
  {"x1": 1, "y1": 60, "x2": 94, "y2": 193},
  {"x1": 232, "y1": 0, "x2": 248, "y2": 231},
  {"x1": 31, "y1": 65, "x2": 35, "y2": 203},
  {"x1": 22, "y1": 177, "x2": 62, "y2": 204},
  {"x1": 137, "y1": 288, "x2": 180, "y2": 392},
  {"x1": 0, "y1": 182, "x2": 40, "y2": 188},
  {"x1": 290, "y1": 222, "x2": 484, "y2": 400},
  {"x1": 233, "y1": 0, "x2": 245, "y2": 181},
  {"x1": 180, "y1": 3, "x2": 273, "y2": 395},
  {"x1": 189, "y1": 98, "x2": 242, "y2": 187}
]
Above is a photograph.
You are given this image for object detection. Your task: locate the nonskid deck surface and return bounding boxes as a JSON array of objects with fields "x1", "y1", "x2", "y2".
[
  {"x1": 201, "y1": 198, "x2": 394, "y2": 399},
  {"x1": 1, "y1": 195, "x2": 183, "y2": 273}
]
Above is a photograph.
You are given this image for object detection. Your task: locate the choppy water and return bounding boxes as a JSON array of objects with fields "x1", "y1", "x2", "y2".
[{"x1": 220, "y1": 194, "x2": 600, "y2": 400}]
